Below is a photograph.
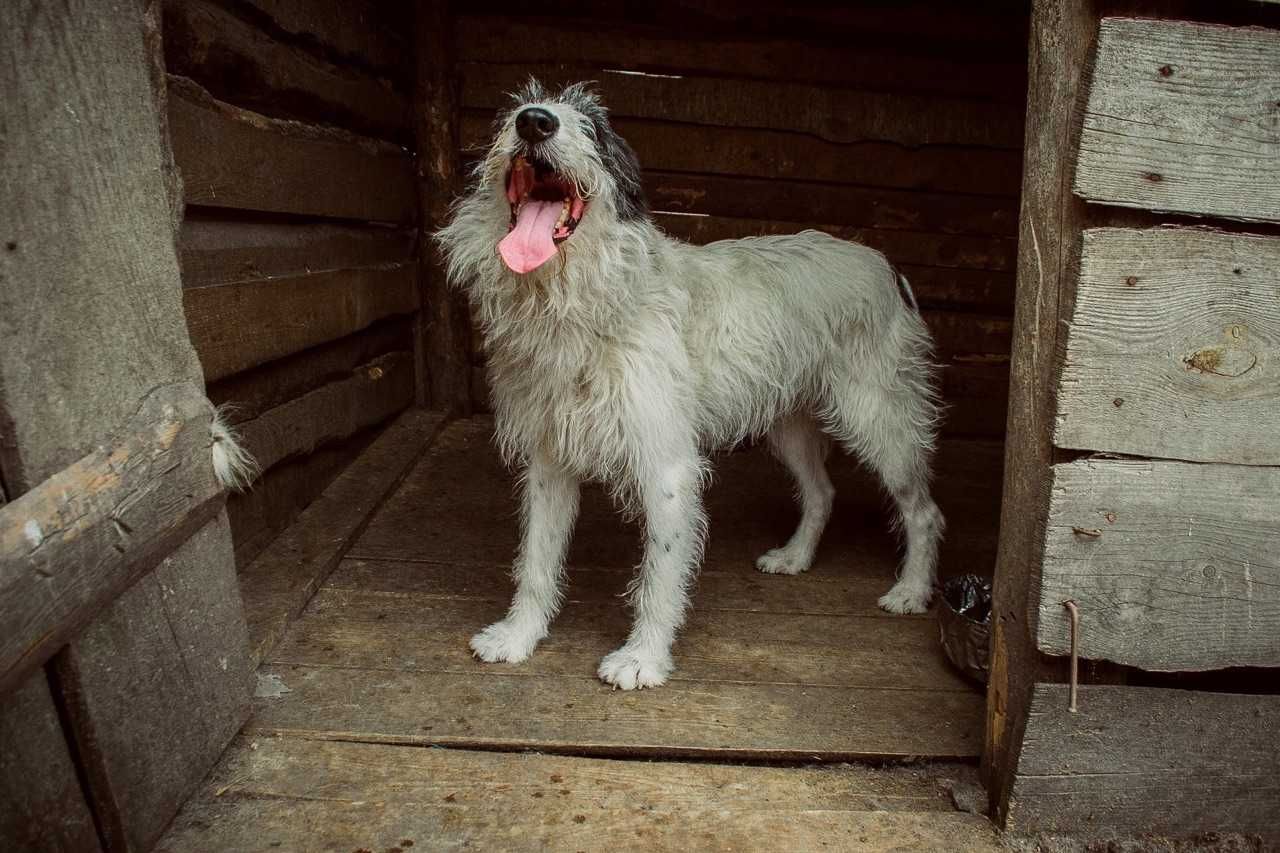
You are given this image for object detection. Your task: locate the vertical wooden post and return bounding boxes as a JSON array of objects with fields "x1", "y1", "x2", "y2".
[
  {"x1": 1, "y1": 2, "x2": 252, "y2": 849},
  {"x1": 983, "y1": 0, "x2": 1097, "y2": 824},
  {"x1": 413, "y1": 0, "x2": 473, "y2": 414}
]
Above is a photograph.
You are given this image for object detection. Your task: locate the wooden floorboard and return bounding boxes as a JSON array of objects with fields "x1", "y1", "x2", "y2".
[
  {"x1": 250, "y1": 417, "x2": 989, "y2": 761},
  {"x1": 349, "y1": 418, "x2": 1005, "y2": 580},
  {"x1": 158, "y1": 736, "x2": 999, "y2": 852}
]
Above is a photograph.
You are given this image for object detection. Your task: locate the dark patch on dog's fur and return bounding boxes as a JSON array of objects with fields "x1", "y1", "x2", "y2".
[{"x1": 507, "y1": 78, "x2": 647, "y2": 222}]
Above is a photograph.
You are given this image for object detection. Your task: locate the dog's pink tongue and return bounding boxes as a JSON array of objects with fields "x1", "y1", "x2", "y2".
[{"x1": 499, "y1": 200, "x2": 561, "y2": 274}]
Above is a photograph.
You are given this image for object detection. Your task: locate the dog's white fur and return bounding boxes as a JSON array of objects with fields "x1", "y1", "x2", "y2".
[{"x1": 438, "y1": 81, "x2": 943, "y2": 690}]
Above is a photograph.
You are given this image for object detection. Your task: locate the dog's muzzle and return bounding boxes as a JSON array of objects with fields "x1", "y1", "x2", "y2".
[{"x1": 498, "y1": 155, "x2": 587, "y2": 274}]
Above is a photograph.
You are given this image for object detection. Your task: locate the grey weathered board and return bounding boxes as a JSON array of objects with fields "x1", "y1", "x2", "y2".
[
  {"x1": 1009, "y1": 684, "x2": 1280, "y2": 839},
  {"x1": 985, "y1": 0, "x2": 1097, "y2": 821},
  {"x1": 55, "y1": 514, "x2": 253, "y2": 853},
  {"x1": 0, "y1": 675, "x2": 102, "y2": 852},
  {"x1": 237, "y1": 350, "x2": 414, "y2": 476},
  {"x1": 238, "y1": 409, "x2": 445, "y2": 665},
  {"x1": 0, "y1": 384, "x2": 225, "y2": 695},
  {"x1": 1075, "y1": 17, "x2": 1280, "y2": 223},
  {"x1": 1037, "y1": 457, "x2": 1280, "y2": 671},
  {"x1": 168, "y1": 75, "x2": 414, "y2": 222},
  {"x1": 184, "y1": 264, "x2": 418, "y2": 381},
  {"x1": 163, "y1": 0, "x2": 408, "y2": 142},
  {"x1": 1056, "y1": 227, "x2": 1280, "y2": 465},
  {"x1": 0, "y1": 4, "x2": 251, "y2": 849},
  {"x1": 158, "y1": 736, "x2": 999, "y2": 852}
]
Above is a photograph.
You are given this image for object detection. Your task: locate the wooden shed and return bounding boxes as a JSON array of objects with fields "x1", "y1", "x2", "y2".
[{"x1": 1, "y1": 0, "x2": 1277, "y2": 849}]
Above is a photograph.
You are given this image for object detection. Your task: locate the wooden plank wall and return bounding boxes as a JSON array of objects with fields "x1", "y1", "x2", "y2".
[
  {"x1": 161, "y1": 0, "x2": 422, "y2": 567},
  {"x1": 995, "y1": 6, "x2": 1280, "y2": 841},
  {"x1": 453, "y1": 1, "x2": 1030, "y2": 444}
]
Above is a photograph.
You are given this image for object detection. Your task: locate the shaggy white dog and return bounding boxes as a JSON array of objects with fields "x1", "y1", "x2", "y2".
[{"x1": 437, "y1": 80, "x2": 943, "y2": 690}]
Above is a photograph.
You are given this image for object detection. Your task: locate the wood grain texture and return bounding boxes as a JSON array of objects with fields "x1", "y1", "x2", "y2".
[
  {"x1": 55, "y1": 513, "x2": 253, "y2": 853},
  {"x1": 1009, "y1": 684, "x2": 1280, "y2": 839},
  {"x1": 0, "y1": 384, "x2": 225, "y2": 695},
  {"x1": 1037, "y1": 457, "x2": 1280, "y2": 670},
  {"x1": 461, "y1": 111, "x2": 1026, "y2": 197},
  {"x1": 184, "y1": 263, "x2": 418, "y2": 381},
  {"x1": 239, "y1": 409, "x2": 445, "y2": 665},
  {"x1": 415, "y1": 0, "x2": 474, "y2": 413},
  {"x1": 984, "y1": 0, "x2": 1097, "y2": 823},
  {"x1": 208, "y1": 316, "x2": 413, "y2": 424},
  {"x1": 168, "y1": 75, "x2": 415, "y2": 221},
  {"x1": 457, "y1": 15, "x2": 1026, "y2": 101},
  {"x1": 1056, "y1": 227, "x2": 1280, "y2": 465},
  {"x1": 1075, "y1": 17, "x2": 1280, "y2": 222},
  {"x1": 233, "y1": 0, "x2": 409, "y2": 80},
  {"x1": 0, "y1": 7, "x2": 250, "y2": 847},
  {"x1": 462, "y1": 64, "x2": 1025, "y2": 149},
  {"x1": 251, "y1": 663, "x2": 983, "y2": 761},
  {"x1": 158, "y1": 736, "x2": 999, "y2": 853},
  {"x1": 0, "y1": 674, "x2": 102, "y2": 853},
  {"x1": 349, "y1": 420, "x2": 1005, "y2": 584},
  {"x1": 653, "y1": 213, "x2": 1016, "y2": 274},
  {"x1": 238, "y1": 350, "x2": 414, "y2": 476},
  {"x1": 162, "y1": 0, "x2": 408, "y2": 141},
  {"x1": 644, "y1": 171, "x2": 1018, "y2": 237},
  {"x1": 227, "y1": 428, "x2": 376, "y2": 568},
  {"x1": 179, "y1": 217, "x2": 413, "y2": 288}
]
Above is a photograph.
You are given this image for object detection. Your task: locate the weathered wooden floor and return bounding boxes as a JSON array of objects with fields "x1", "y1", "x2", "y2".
[{"x1": 160, "y1": 418, "x2": 1002, "y2": 850}]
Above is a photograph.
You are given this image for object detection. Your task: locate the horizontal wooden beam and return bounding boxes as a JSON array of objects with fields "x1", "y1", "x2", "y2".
[
  {"x1": 1056, "y1": 227, "x2": 1280, "y2": 465},
  {"x1": 180, "y1": 218, "x2": 414, "y2": 288},
  {"x1": 239, "y1": 350, "x2": 415, "y2": 475},
  {"x1": 643, "y1": 171, "x2": 1018, "y2": 238},
  {"x1": 184, "y1": 263, "x2": 418, "y2": 382},
  {"x1": 653, "y1": 213, "x2": 1016, "y2": 273},
  {"x1": 456, "y1": 16, "x2": 1026, "y2": 102},
  {"x1": 1075, "y1": 17, "x2": 1280, "y2": 222},
  {"x1": 1038, "y1": 457, "x2": 1280, "y2": 671},
  {"x1": 163, "y1": 0, "x2": 409, "y2": 142},
  {"x1": 168, "y1": 75, "x2": 415, "y2": 222},
  {"x1": 239, "y1": 408, "x2": 446, "y2": 665},
  {"x1": 461, "y1": 64, "x2": 1025, "y2": 149},
  {"x1": 461, "y1": 112, "x2": 1025, "y2": 198},
  {"x1": 1009, "y1": 684, "x2": 1280, "y2": 839},
  {"x1": 234, "y1": 0, "x2": 410, "y2": 81},
  {"x1": 0, "y1": 383, "x2": 225, "y2": 696},
  {"x1": 208, "y1": 316, "x2": 413, "y2": 424}
]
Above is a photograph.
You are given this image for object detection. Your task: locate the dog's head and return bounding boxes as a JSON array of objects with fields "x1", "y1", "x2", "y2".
[{"x1": 447, "y1": 79, "x2": 646, "y2": 278}]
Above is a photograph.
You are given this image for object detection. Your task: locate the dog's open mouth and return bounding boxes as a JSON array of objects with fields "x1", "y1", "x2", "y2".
[{"x1": 498, "y1": 155, "x2": 586, "y2": 274}]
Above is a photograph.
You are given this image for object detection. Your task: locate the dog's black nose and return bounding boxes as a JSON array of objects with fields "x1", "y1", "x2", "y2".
[{"x1": 515, "y1": 107, "x2": 558, "y2": 143}]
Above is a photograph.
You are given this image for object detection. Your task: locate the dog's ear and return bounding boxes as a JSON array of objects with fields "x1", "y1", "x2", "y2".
[{"x1": 594, "y1": 123, "x2": 647, "y2": 221}]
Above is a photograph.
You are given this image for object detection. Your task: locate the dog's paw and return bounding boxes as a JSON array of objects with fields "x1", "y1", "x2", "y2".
[
  {"x1": 755, "y1": 547, "x2": 811, "y2": 575},
  {"x1": 470, "y1": 619, "x2": 540, "y2": 663},
  {"x1": 878, "y1": 582, "x2": 934, "y2": 615},
  {"x1": 597, "y1": 646, "x2": 672, "y2": 690}
]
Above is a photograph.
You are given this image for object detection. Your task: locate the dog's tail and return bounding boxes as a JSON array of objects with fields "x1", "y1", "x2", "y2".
[{"x1": 895, "y1": 269, "x2": 920, "y2": 313}]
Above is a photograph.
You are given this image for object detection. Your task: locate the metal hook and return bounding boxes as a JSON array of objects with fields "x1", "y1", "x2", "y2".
[{"x1": 1063, "y1": 599, "x2": 1080, "y2": 713}]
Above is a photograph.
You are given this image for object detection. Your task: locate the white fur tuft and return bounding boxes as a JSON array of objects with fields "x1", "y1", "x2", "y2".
[{"x1": 210, "y1": 407, "x2": 258, "y2": 492}]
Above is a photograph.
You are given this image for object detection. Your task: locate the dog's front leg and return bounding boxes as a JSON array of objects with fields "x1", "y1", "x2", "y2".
[
  {"x1": 598, "y1": 453, "x2": 706, "y2": 690},
  {"x1": 471, "y1": 452, "x2": 580, "y2": 664}
]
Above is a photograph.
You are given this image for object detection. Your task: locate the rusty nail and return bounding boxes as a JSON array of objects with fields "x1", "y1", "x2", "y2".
[
  {"x1": 1064, "y1": 600, "x2": 1080, "y2": 713},
  {"x1": 1072, "y1": 526, "x2": 1102, "y2": 538}
]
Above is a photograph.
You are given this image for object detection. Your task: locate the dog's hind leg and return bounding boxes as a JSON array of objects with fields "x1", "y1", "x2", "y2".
[
  {"x1": 598, "y1": 450, "x2": 707, "y2": 690},
  {"x1": 822, "y1": 320, "x2": 944, "y2": 614},
  {"x1": 471, "y1": 452, "x2": 580, "y2": 663},
  {"x1": 756, "y1": 414, "x2": 834, "y2": 575}
]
